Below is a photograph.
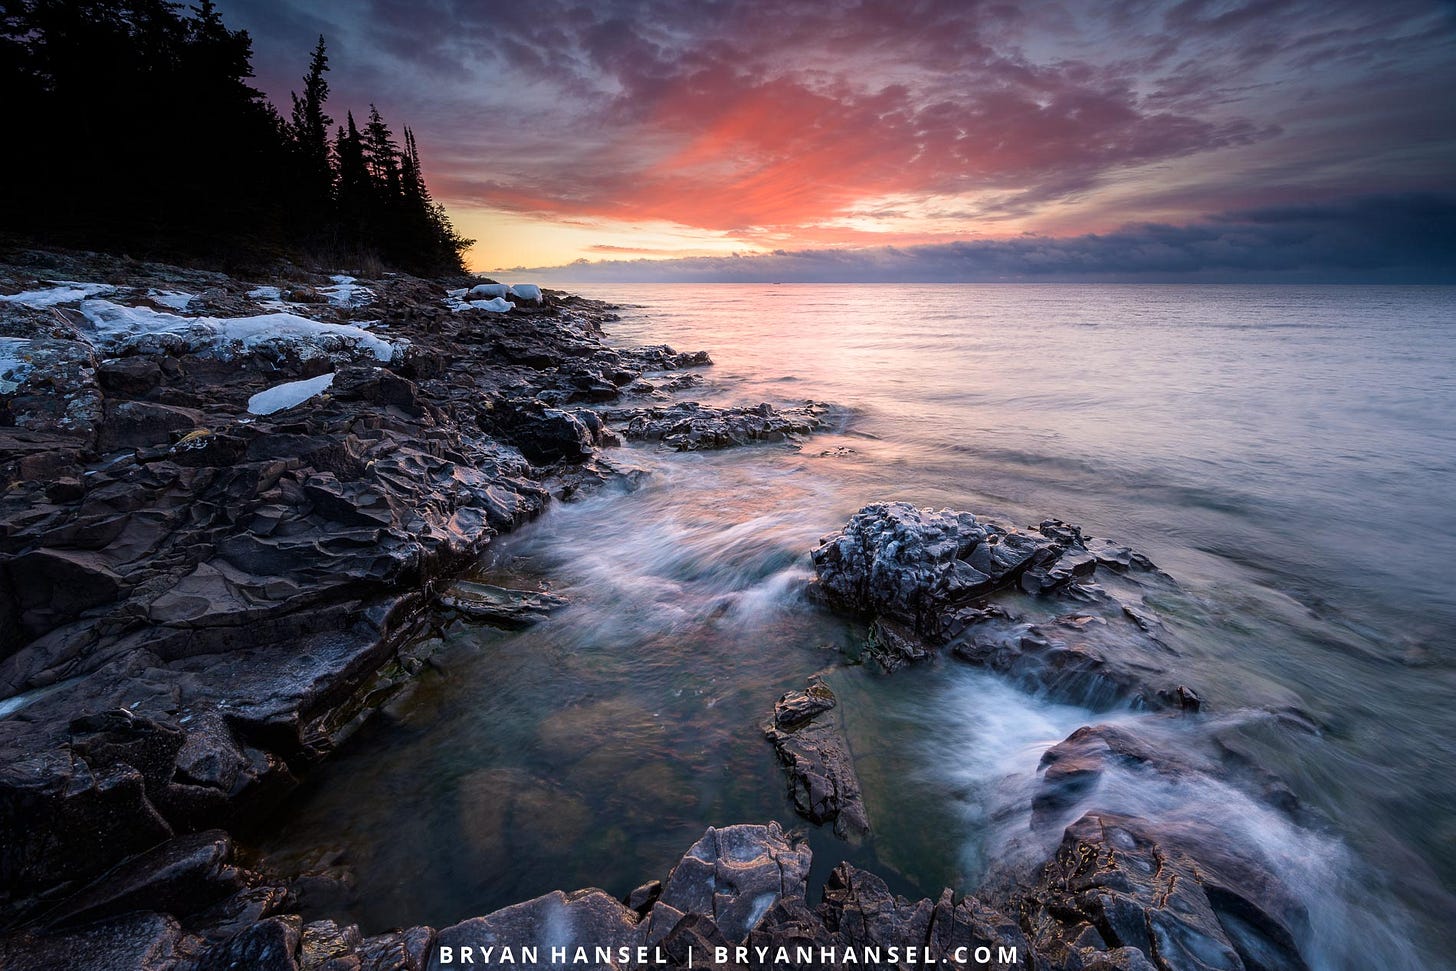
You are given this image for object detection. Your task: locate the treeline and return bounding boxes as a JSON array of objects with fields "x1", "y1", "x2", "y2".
[{"x1": 0, "y1": 0, "x2": 471, "y2": 275}]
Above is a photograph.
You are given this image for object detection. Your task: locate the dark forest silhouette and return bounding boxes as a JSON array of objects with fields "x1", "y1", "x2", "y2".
[{"x1": 0, "y1": 0, "x2": 472, "y2": 275}]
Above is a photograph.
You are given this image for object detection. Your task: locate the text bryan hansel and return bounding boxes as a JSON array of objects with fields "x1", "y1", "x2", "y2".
[{"x1": 435, "y1": 943, "x2": 1024, "y2": 966}]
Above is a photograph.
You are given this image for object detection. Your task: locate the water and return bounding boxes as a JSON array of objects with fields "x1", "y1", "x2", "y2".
[{"x1": 261, "y1": 284, "x2": 1456, "y2": 968}]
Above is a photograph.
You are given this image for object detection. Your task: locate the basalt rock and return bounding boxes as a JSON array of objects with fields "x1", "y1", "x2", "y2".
[
  {"x1": 1016, "y1": 812, "x2": 1311, "y2": 971},
  {"x1": 612, "y1": 401, "x2": 829, "y2": 451},
  {"x1": 764, "y1": 680, "x2": 871, "y2": 842},
  {"x1": 0, "y1": 250, "x2": 756, "y2": 935},
  {"x1": 811, "y1": 502, "x2": 1199, "y2": 711}
]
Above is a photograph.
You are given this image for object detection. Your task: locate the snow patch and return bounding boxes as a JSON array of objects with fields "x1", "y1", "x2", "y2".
[
  {"x1": 147, "y1": 289, "x2": 195, "y2": 311},
  {"x1": 78, "y1": 299, "x2": 403, "y2": 362},
  {"x1": 508, "y1": 283, "x2": 542, "y2": 302},
  {"x1": 0, "y1": 281, "x2": 115, "y2": 308},
  {"x1": 468, "y1": 283, "x2": 509, "y2": 299},
  {"x1": 247, "y1": 285, "x2": 283, "y2": 301},
  {"x1": 247, "y1": 372, "x2": 336, "y2": 415},
  {"x1": 472, "y1": 296, "x2": 515, "y2": 313},
  {"x1": 321, "y1": 275, "x2": 374, "y2": 308}
]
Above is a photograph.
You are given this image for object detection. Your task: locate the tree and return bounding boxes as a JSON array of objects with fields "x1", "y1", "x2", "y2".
[{"x1": 288, "y1": 35, "x2": 334, "y2": 208}]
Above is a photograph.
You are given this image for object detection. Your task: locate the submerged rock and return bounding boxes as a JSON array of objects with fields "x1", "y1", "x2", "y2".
[{"x1": 436, "y1": 579, "x2": 568, "y2": 628}]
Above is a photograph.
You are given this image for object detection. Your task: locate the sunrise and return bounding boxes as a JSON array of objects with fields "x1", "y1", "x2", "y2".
[
  {"x1": 1, "y1": 3, "x2": 1454, "y2": 970},
  {"x1": 215, "y1": 0, "x2": 1456, "y2": 278}
]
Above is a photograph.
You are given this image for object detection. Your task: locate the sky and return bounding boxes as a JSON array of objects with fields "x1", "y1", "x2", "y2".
[{"x1": 215, "y1": 0, "x2": 1456, "y2": 281}]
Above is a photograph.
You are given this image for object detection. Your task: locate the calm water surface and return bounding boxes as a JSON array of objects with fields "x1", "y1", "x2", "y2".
[{"x1": 262, "y1": 285, "x2": 1456, "y2": 969}]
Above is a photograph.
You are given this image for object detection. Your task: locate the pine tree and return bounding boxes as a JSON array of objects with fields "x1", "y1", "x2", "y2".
[
  {"x1": 288, "y1": 35, "x2": 334, "y2": 208},
  {"x1": 334, "y1": 110, "x2": 371, "y2": 240}
]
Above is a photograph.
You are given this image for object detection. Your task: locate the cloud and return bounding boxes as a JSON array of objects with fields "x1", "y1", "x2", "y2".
[
  {"x1": 511, "y1": 194, "x2": 1456, "y2": 282},
  {"x1": 215, "y1": 0, "x2": 1456, "y2": 248}
]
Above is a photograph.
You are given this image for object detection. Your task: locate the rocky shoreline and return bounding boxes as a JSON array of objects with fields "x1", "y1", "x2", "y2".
[{"x1": 0, "y1": 249, "x2": 1320, "y2": 970}]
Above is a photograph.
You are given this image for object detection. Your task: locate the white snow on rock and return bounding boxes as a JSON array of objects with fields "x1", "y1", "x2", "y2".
[
  {"x1": 147, "y1": 289, "x2": 195, "y2": 311},
  {"x1": 0, "y1": 337, "x2": 33, "y2": 393},
  {"x1": 247, "y1": 372, "x2": 336, "y2": 415},
  {"x1": 508, "y1": 284, "x2": 542, "y2": 302},
  {"x1": 472, "y1": 296, "x2": 515, "y2": 313},
  {"x1": 0, "y1": 281, "x2": 115, "y2": 307},
  {"x1": 321, "y1": 275, "x2": 374, "y2": 308},
  {"x1": 78, "y1": 299, "x2": 403, "y2": 362},
  {"x1": 467, "y1": 283, "x2": 509, "y2": 299},
  {"x1": 247, "y1": 285, "x2": 283, "y2": 301}
]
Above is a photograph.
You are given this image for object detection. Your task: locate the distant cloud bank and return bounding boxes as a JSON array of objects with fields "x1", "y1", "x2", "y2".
[{"x1": 512, "y1": 194, "x2": 1456, "y2": 283}]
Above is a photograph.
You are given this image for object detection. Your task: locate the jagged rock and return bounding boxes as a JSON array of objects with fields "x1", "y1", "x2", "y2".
[
  {"x1": 764, "y1": 681, "x2": 870, "y2": 841},
  {"x1": 815, "y1": 863, "x2": 1029, "y2": 970},
  {"x1": 41, "y1": 830, "x2": 243, "y2": 930},
  {"x1": 612, "y1": 401, "x2": 827, "y2": 451},
  {"x1": 484, "y1": 398, "x2": 596, "y2": 464},
  {"x1": 196, "y1": 915, "x2": 302, "y2": 971},
  {"x1": 436, "y1": 580, "x2": 568, "y2": 628},
  {"x1": 356, "y1": 926, "x2": 434, "y2": 971},
  {"x1": 811, "y1": 502, "x2": 1196, "y2": 711},
  {"x1": 643, "y1": 823, "x2": 812, "y2": 946},
  {"x1": 771, "y1": 679, "x2": 837, "y2": 729},
  {"x1": 431, "y1": 890, "x2": 642, "y2": 971},
  {"x1": 626, "y1": 344, "x2": 713, "y2": 370},
  {"x1": 809, "y1": 502, "x2": 1059, "y2": 638},
  {"x1": 1016, "y1": 812, "x2": 1311, "y2": 971},
  {"x1": 0, "y1": 911, "x2": 196, "y2": 971},
  {"x1": 97, "y1": 399, "x2": 200, "y2": 451},
  {"x1": 98, "y1": 356, "x2": 163, "y2": 395}
]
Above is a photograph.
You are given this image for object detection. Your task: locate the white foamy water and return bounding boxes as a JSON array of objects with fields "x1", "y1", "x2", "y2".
[{"x1": 263, "y1": 284, "x2": 1456, "y2": 968}]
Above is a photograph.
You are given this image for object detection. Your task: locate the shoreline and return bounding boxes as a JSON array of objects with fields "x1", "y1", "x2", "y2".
[{"x1": 0, "y1": 248, "x2": 1382, "y2": 970}]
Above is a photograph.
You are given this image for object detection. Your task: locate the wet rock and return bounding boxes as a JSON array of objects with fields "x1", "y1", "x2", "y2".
[
  {"x1": 1016, "y1": 812, "x2": 1311, "y2": 971},
  {"x1": 612, "y1": 401, "x2": 826, "y2": 451},
  {"x1": 809, "y1": 503, "x2": 1056, "y2": 638},
  {"x1": 771, "y1": 679, "x2": 837, "y2": 729},
  {"x1": 356, "y1": 925, "x2": 434, "y2": 971},
  {"x1": 436, "y1": 580, "x2": 568, "y2": 628},
  {"x1": 644, "y1": 822, "x2": 812, "y2": 946},
  {"x1": 197, "y1": 915, "x2": 302, "y2": 971},
  {"x1": 626, "y1": 344, "x2": 713, "y2": 370},
  {"x1": 0, "y1": 911, "x2": 196, "y2": 971},
  {"x1": 430, "y1": 890, "x2": 642, "y2": 971},
  {"x1": 764, "y1": 681, "x2": 870, "y2": 841},
  {"x1": 812, "y1": 502, "x2": 1196, "y2": 711},
  {"x1": 485, "y1": 398, "x2": 596, "y2": 464},
  {"x1": 815, "y1": 863, "x2": 1030, "y2": 970},
  {"x1": 300, "y1": 919, "x2": 364, "y2": 970}
]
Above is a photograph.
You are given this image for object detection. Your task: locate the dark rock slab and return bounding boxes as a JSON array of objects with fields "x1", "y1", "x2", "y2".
[
  {"x1": 764, "y1": 680, "x2": 870, "y2": 842},
  {"x1": 0, "y1": 911, "x2": 196, "y2": 971},
  {"x1": 430, "y1": 890, "x2": 643, "y2": 971},
  {"x1": 436, "y1": 580, "x2": 568, "y2": 628},
  {"x1": 41, "y1": 829, "x2": 244, "y2": 930},
  {"x1": 811, "y1": 502, "x2": 1198, "y2": 711},
  {"x1": 1016, "y1": 812, "x2": 1311, "y2": 971},
  {"x1": 643, "y1": 822, "x2": 812, "y2": 946},
  {"x1": 196, "y1": 915, "x2": 302, "y2": 971},
  {"x1": 611, "y1": 401, "x2": 828, "y2": 451}
]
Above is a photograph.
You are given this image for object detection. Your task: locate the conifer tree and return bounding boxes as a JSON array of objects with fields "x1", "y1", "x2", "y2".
[{"x1": 289, "y1": 35, "x2": 334, "y2": 207}]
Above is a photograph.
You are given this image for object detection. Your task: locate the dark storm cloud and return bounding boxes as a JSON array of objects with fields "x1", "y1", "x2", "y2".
[
  {"x1": 515, "y1": 194, "x2": 1456, "y2": 282},
  {"x1": 212, "y1": 0, "x2": 1456, "y2": 267}
]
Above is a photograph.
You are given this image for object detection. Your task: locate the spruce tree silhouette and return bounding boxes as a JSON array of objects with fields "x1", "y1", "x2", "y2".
[{"x1": 0, "y1": 2, "x2": 471, "y2": 275}]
